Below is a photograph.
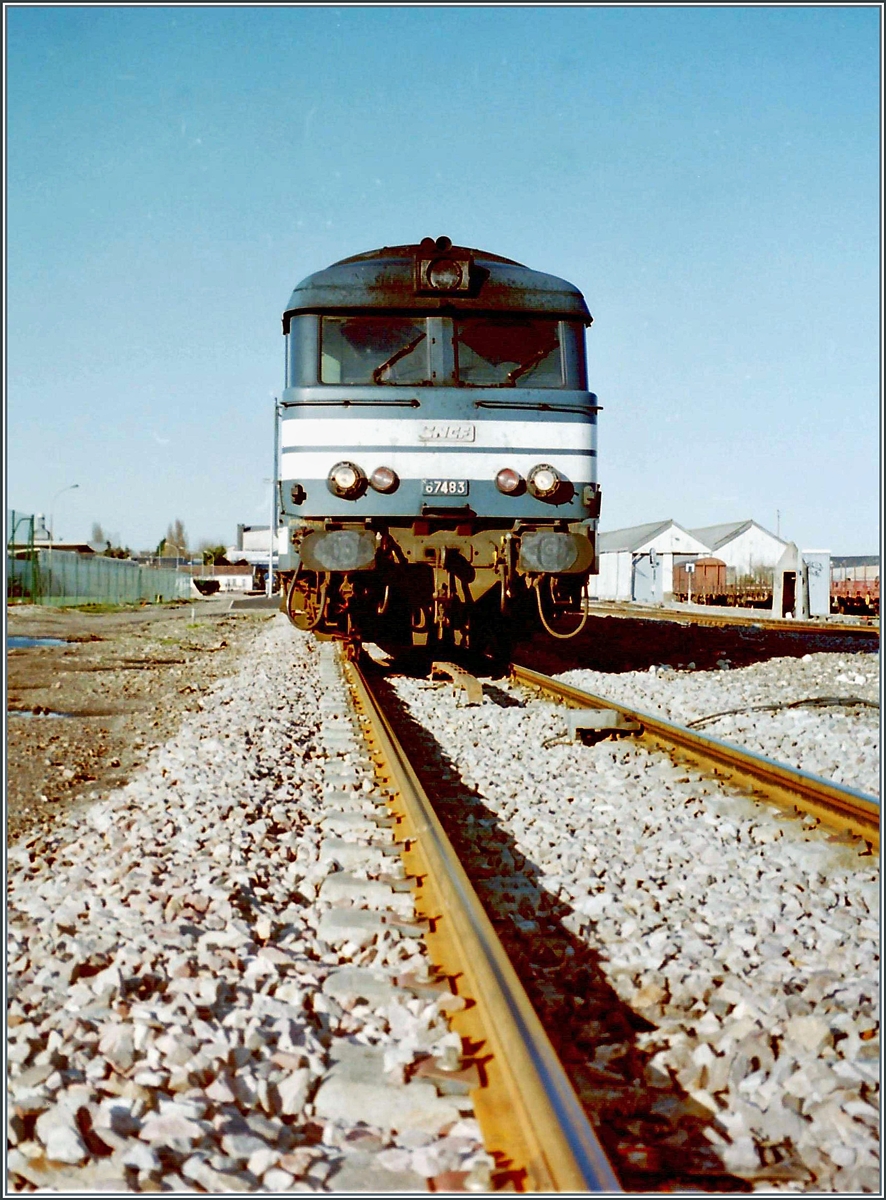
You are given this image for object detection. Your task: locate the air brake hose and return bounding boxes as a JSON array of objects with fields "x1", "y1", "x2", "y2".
[{"x1": 534, "y1": 575, "x2": 589, "y2": 640}]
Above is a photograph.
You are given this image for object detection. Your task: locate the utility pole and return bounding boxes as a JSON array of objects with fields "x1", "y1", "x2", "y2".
[{"x1": 267, "y1": 398, "x2": 279, "y2": 598}]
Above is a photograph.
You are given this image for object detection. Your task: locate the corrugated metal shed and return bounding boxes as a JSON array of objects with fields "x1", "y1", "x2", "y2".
[{"x1": 590, "y1": 520, "x2": 711, "y2": 600}]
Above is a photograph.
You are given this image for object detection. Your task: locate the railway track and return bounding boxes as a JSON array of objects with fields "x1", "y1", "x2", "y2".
[
  {"x1": 585, "y1": 601, "x2": 879, "y2": 639},
  {"x1": 510, "y1": 663, "x2": 880, "y2": 853},
  {"x1": 367, "y1": 649, "x2": 879, "y2": 1191},
  {"x1": 7, "y1": 619, "x2": 878, "y2": 1192},
  {"x1": 343, "y1": 651, "x2": 621, "y2": 1192}
]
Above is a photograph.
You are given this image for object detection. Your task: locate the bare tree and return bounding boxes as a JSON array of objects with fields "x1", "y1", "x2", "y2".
[
  {"x1": 160, "y1": 519, "x2": 189, "y2": 559},
  {"x1": 90, "y1": 522, "x2": 105, "y2": 546}
]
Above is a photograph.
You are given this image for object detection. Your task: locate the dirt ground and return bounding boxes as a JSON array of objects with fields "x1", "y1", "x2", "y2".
[
  {"x1": 6, "y1": 599, "x2": 276, "y2": 845},
  {"x1": 8, "y1": 598, "x2": 875, "y2": 848}
]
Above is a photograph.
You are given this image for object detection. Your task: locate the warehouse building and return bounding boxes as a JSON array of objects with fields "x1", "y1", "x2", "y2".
[
  {"x1": 590, "y1": 517, "x2": 790, "y2": 603},
  {"x1": 225, "y1": 524, "x2": 287, "y2": 572},
  {"x1": 587, "y1": 520, "x2": 710, "y2": 602},
  {"x1": 688, "y1": 520, "x2": 787, "y2": 580}
]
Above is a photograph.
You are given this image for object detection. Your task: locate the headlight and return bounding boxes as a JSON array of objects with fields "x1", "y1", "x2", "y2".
[
  {"x1": 495, "y1": 467, "x2": 525, "y2": 495},
  {"x1": 527, "y1": 463, "x2": 561, "y2": 499},
  {"x1": 428, "y1": 259, "x2": 465, "y2": 290},
  {"x1": 328, "y1": 461, "x2": 366, "y2": 499},
  {"x1": 369, "y1": 466, "x2": 399, "y2": 494}
]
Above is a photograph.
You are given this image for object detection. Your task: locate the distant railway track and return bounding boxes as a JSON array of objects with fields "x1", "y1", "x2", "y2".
[
  {"x1": 343, "y1": 650, "x2": 621, "y2": 1192},
  {"x1": 585, "y1": 601, "x2": 879, "y2": 638},
  {"x1": 510, "y1": 663, "x2": 880, "y2": 853}
]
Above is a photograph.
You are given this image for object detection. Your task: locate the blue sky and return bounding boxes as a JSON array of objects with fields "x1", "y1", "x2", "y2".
[{"x1": 5, "y1": 3, "x2": 881, "y2": 553}]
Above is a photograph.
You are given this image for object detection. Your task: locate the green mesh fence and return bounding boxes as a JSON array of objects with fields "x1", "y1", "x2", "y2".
[{"x1": 7, "y1": 549, "x2": 190, "y2": 606}]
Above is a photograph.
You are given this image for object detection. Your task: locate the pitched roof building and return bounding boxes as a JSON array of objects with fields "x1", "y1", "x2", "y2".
[
  {"x1": 688, "y1": 520, "x2": 786, "y2": 577},
  {"x1": 590, "y1": 520, "x2": 711, "y2": 601}
]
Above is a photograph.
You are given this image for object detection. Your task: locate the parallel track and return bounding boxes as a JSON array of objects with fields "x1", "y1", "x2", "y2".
[
  {"x1": 585, "y1": 600, "x2": 879, "y2": 638},
  {"x1": 511, "y1": 662, "x2": 880, "y2": 853},
  {"x1": 342, "y1": 650, "x2": 622, "y2": 1193}
]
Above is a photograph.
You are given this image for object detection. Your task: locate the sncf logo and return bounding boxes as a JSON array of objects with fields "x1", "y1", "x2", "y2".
[{"x1": 418, "y1": 423, "x2": 475, "y2": 443}]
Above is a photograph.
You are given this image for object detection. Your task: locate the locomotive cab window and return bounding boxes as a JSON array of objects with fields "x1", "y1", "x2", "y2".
[
  {"x1": 321, "y1": 316, "x2": 429, "y2": 385},
  {"x1": 454, "y1": 317, "x2": 564, "y2": 387}
]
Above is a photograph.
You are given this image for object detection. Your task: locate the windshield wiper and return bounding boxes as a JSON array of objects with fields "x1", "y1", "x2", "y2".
[
  {"x1": 372, "y1": 333, "x2": 426, "y2": 384},
  {"x1": 503, "y1": 343, "x2": 557, "y2": 386}
]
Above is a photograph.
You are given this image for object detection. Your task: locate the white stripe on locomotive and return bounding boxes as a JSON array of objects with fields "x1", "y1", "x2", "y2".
[{"x1": 280, "y1": 417, "x2": 595, "y2": 452}]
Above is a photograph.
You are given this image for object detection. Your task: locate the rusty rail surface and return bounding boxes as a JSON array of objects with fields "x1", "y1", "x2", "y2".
[
  {"x1": 584, "y1": 600, "x2": 879, "y2": 638},
  {"x1": 342, "y1": 651, "x2": 621, "y2": 1193},
  {"x1": 511, "y1": 663, "x2": 880, "y2": 853}
]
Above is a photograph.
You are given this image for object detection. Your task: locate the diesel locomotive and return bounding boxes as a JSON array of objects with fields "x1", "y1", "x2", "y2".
[{"x1": 276, "y1": 236, "x2": 601, "y2": 654}]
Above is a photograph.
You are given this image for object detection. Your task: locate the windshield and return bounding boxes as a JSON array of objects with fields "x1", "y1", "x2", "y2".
[
  {"x1": 455, "y1": 317, "x2": 563, "y2": 387},
  {"x1": 321, "y1": 316, "x2": 429, "y2": 384},
  {"x1": 318, "y1": 314, "x2": 569, "y2": 387}
]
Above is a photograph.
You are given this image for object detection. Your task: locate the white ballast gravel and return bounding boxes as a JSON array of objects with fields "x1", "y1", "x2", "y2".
[
  {"x1": 7, "y1": 618, "x2": 490, "y2": 1193},
  {"x1": 390, "y1": 651, "x2": 879, "y2": 1193}
]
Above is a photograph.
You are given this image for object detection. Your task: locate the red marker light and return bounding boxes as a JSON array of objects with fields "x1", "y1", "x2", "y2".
[
  {"x1": 369, "y1": 466, "x2": 399, "y2": 494},
  {"x1": 496, "y1": 468, "x2": 524, "y2": 495}
]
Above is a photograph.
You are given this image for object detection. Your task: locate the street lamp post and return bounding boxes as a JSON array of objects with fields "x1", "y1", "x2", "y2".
[
  {"x1": 48, "y1": 483, "x2": 78, "y2": 605},
  {"x1": 50, "y1": 483, "x2": 79, "y2": 545}
]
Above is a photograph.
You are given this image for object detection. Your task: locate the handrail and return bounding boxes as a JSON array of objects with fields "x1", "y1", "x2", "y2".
[
  {"x1": 280, "y1": 398, "x2": 421, "y2": 408},
  {"x1": 474, "y1": 399, "x2": 601, "y2": 415}
]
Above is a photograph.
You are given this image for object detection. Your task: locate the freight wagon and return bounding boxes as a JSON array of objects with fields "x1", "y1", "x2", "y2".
[
  {"x1": 830, "y1": 556, "x2": 879, "y2": 616},
  {"x1": 672, "y1": 557, "x2": 727, "y2": 603}
]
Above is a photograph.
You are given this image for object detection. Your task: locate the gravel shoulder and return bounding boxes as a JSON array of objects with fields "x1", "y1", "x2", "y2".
[
  {"x1": 6, "y1": 601, "x2": 274, "y2": 843},
  {"x1": 6, "y1": 617, "x2": 488, "y2": 1193},
  {"x1": 5, "y1": 617, "x2": 880, "y2": 1192}
]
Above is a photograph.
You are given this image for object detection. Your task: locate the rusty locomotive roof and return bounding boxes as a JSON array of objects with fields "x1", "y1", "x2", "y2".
[{"x1": 283, "y1": 238, "x2": 591, "y2": 331}]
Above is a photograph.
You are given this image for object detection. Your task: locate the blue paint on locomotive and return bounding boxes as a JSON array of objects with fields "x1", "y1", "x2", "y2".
[
  {"x1": 278, "y1": 239, "x2": 595, "y2": 534},
  {"x1": 281, "y1": 482, "x2": 594, "y2": 522},
  {"x1": 279, "y1": 382, "x2": 599, "y2": 522}
]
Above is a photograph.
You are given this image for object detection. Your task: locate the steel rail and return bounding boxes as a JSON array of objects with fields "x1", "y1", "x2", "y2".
[
  {"x1": 511, "y1": 663, "x2": 880, "y2": 853},
  {"x1": 585, "y1": 600, "x2": 879, "y2": 637},
  {"x1": 343, "y1": 652, "x2": 621, "y2": 1193}
]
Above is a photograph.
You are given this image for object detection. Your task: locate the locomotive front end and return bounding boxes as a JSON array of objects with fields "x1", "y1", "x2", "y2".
[{"x1": 277, "y1": 237, "x2": 600, "y2": 653}]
